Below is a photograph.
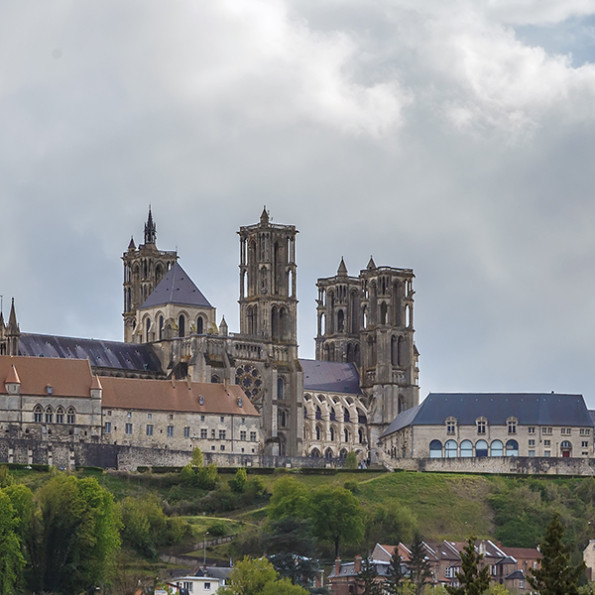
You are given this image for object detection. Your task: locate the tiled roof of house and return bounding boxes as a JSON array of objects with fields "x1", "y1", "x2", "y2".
[
  {"x1": 141, "y1": 262, "x2": 212, "y2": 309},
  {"x1": 19, "y1": 333, "x2": 163, "y2": 374},
  {"x1": 382, "y1": 393, "x2": 593, "y2": 438},
  {"x1": 0, "y1": 355, "x2": 94, "y2": 397},
  {"x1": 99, "y1": 376, "x2": 259, "y2": 416},
  {"x1": 299, "y1": 359, "x2": 361, "y2": 395},
  {"x1": 500, "y1": 546, "x2": 542, "y2": 561}
]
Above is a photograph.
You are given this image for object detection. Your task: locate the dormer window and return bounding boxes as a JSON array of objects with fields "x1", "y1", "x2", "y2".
[
  {"x1": 446, "y1": 417, "x2": 457, "y2": 435},
  {"x1": 507, "y1": 417, "x2": 517, "y2": 435},
  {"x1": 46, "y1": 385, "x2": 53, "y2": 395},
  {"x1": 476, "y1": 417, "x2": 487, "y2": 435}
]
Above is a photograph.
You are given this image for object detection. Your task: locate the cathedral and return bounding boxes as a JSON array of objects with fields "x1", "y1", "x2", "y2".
[{"x1": 1, "y1": 208, "x2": 420, "y2": 465}]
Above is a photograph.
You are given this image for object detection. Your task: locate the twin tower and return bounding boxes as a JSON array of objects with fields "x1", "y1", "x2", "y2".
[{"x1": 122, "y1": 208, "x2": 419, "y2": 459}]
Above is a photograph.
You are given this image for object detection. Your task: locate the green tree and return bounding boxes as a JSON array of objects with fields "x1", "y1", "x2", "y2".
[
  {"x1": 230, "y1": 467, "x2": 248, "y2": 493},
  {"x1": 0, "y1": 465, "x2": 14, "y2": 488},
  {"x1": 268, "y1": 476, "x2": 312, "y2": 521},
  {"x1": 309, "y1": 485, "x2": 364, "y2": 558},
  {"x1": 357, "y1": 557, "x2": 382, "y2": 595},
  {"x1": 445, "y1": 537, "x2": 490, "y2": 595},
  {"x1": 219, "y1": 556, "x2": 278, "y2": 595},
  {"x1": 407, "y1": 536, "x2": 432, "y2": 595},
  {"x1": 28, "y1": 474, "x2": 121, "y2": 594},
  {"x1": 0, "y1": 489, "x2": 25, "y2": 594},
  {"x1": 191, "y1": 446, "x2": 204, "y2": 467},
  {"x1": 261, "y1": 577, "x2": 309, "y2": 595},
  {"x1": 528, "y1": 513, "x2": 585, "y2": 595},
  {"x1": 263, "y1": 518, "x2": 318, "y2": 588},
  {"x1": 197, "y1": 463, "x2": 219, "y2": 490},
  {"x1": 121, "y1": 494, "x2": 168, "y2": 558},
  {"x1": 385, "y1": 549, "x2": 406, "y2": 594},
  {"x1": 345, "y1": 451, "x2": 358, "y2": 469}
]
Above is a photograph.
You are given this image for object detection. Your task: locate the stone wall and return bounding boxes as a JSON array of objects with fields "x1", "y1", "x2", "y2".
[{"x1": 394, "y1": 455, "x2": 595, "y2": 475}]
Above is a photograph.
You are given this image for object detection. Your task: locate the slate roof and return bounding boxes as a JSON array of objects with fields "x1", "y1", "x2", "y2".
[
  {"x1": 299, "y1": 359, "x2": 361, "y2": 394},
  {"x1": 19, "y1": 333, "x2": 163, "y2": 374},
  {"x1": 382, "y1": 393, "x2": 594, "y2": 438},
  {"x1": 141, "y1": 262, "x2": 212, "y2": 309}
]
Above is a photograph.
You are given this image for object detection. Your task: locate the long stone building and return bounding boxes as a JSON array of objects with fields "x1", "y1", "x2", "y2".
[{"x1": 0, "y1": 208, "x2": 420, "y2": 466}]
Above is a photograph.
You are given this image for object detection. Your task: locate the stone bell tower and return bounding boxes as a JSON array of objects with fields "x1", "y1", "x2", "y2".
[
  {"x1": 238, "y1": 207, "x2": 298, "y2": 350},
  {"x1": 122, "y1": 208, "x2": 178, "y2": 343},
  {"x1": 360, "y1": 258, "x2": 419, "y2": 457}
]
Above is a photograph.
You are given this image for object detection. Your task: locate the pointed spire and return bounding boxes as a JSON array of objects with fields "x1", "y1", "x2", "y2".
[
  {"x1": 7, "y1": 298, "x2": 19, "y2": 334},
  {"x1": 367, "y1": 256, "x2": 376, "y2": 270},
  {"x1": 6, "y1": 364, "x2": 20, "y2": 385},
  {"x1": 0, "y1": 311, "x2": 5, "y2": 332},
  {"x1": 337, "y1": 257, "x2": 348, "y2": 276},
  {"x1": 219, "y1": 316, "x2": 228, "y2": 337},
  {"x1": 260, "y1": 206, "x2": 269, "y2": 225},
  {"x1": 144, "y1": 206, "x2": 156, "y2": 245},
  {"x1": 128, "y1": 236, "x2": 136, "y2": 251}
]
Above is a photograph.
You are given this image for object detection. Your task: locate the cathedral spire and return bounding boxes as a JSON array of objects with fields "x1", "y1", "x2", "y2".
[
  {"x1": 260, "y1": 206, "x2": 269, "y2": 225},
  {"x1": 144, "y1": 206, "x2": 156, "y2": 245},
  {"x1": 337, "y1": 257, "x2": 348, "y2": 276},
  {"x1": 367, "y1": 255, "x2": 376, "y2": 270},
  {"x1": 7, "y1": 298, "x2": 19, "y2": 334}
]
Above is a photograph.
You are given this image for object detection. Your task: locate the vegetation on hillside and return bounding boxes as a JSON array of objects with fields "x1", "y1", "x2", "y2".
[{"x1": 1, "y1": 464, "x2": 594, "y2": 593}]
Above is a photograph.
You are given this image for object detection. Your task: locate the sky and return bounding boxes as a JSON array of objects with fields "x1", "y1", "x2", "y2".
[{"x1": 3, "y1": 1, "x2": 595, "y2": 407}]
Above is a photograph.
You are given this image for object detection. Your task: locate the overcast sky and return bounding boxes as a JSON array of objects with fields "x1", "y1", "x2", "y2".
[{"x1": 3, "y1": 1, "x2": 595, "y2": 408}]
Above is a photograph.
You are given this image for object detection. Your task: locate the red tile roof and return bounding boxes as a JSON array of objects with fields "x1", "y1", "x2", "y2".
[
  {"x1": 0, "y1": 355, "x2": 94, "y2": 397},
  {"x1": 99, "y1": 376, "x2": 260, "y2": 416}
]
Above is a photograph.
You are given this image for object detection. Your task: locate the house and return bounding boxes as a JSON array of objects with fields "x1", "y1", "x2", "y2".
[
  {"x1": 337, "y1": 542, "x2": 541, "y2": 594},
  {"x1": 379, "y1": 392, "x2": 594, "y2": 463},
  {"x1": 164, "y1": 566, "x2": 232, "y2": 594}
]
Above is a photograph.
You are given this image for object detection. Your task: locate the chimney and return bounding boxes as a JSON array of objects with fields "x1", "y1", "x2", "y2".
[
  {"x1": 334, "y1": 558, "x2": 341, "y2": 576},
  {"x1": 354, "y1": 554, "x2": 362, "y2": 574}
]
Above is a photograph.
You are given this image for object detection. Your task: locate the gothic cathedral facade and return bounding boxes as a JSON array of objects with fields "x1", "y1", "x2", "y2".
[{"x1": 123, "y1": 208, "x2": 419, "y2": 461}]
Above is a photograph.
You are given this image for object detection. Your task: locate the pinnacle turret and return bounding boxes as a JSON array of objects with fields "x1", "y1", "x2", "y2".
[{"x1": 144, "y1": 207, "x2": 156, "y2": 245}]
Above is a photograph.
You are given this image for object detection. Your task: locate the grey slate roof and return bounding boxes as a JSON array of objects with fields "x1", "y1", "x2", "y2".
[
  {"x1": 383, "y1": 393, "x2": 594, "y2": 438},
  {"x1": 299, "y1": 359, "x2": 361, "y2": 395},
  {"x1": 141, "y1": 262, "x2": 212, "y2": 309},
  {"x1": 18, "y1": 333, "x2": 163, "y2": 374}
]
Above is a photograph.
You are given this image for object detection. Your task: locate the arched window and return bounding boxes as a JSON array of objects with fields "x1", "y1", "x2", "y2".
[
  {"x1": 310, "y1": 448, "x2": 320, "y2": 458},
  {"x1": 33, "y1": 405, "x2": 43, "y2": 423},
  {"x1": 344, "y1": 408, "x2": 350, "y2": 423},
  {"x1": 279, "y1": 410, "x2": 287, "y2": 428},
  {"x1": 67, "y1": 407, "x2": 76, "y2": 425},
  {"x1": 380, "y1": 302, "x2": 388, "y2": 324},
  {"x1": 315, "y1": 426, "x2": 321, "y2": 441},
  {"x1": 197, "y1": 316, "x2": 204, "y2": 334},
  {"x1": 358, "y1": 428, "x2": 364, "y2": 444},
  {"x1": 460, "y1": 440, "x2": 473, "y2": 457},
  {"x1": 178, "y1": 314, "x2": 185, "y2": 337},
  {"x1": 159, "y1": 316, "x2": 164, "y2": 340},
  {"x1": 315, "y1": 406, "x2": 322, "y2": 420},
  {"x1": 337, "y1": 310, "x2": 345, "y2": 333},
  {"x1": 445, "y1": 439, "x2": 458, "y2": 458},
  {"x1": 476, "y1": 440, "x2": 488, "y2": 458},
  {"x1": 561, "y1": 440, "x2": 572, "y2": 458},
  {"x1": 145, "y1": 317, "x2": 151, "y2": 342},
  {"x1": 330, "y1": 427, "x2": 335, "y2": 441},
  {"x1": 505, "y1": 440, "x2": 519, "y2": 457},
  {"x1": 277, "y1": 377, "x2": 284, "y2": 399},
  {"x1": 325, "y1": 448, "x2": 333, "y2": 461},
  {"x1": 490, "y1": 440, "x2": 504, "y2": 457},
  {"x1": 45, "y1": 406, "x2": 53, "y2": 424},
  {"x1": 344, "y1": 428, "x2": 349, "y2": 443},
  {"x1": 430, "y1": 440, "x2": 442, "y2": 458},
  {"x1": 339, "y1": 448, "x2": 348, "y2": 460},
  {"x1": 56, "y1": 407, "x2": 65, "y2": 424}
]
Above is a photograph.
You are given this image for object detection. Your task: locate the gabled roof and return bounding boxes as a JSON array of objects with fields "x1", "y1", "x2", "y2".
[
  {"x1": 99, "y1": 376, "x2": 259, "y2": 416},
  {"x1": 299, "y1": 359, "x2": 361, "y2": 395},
  {"x1": 141, "y1": 262, "x2": 213, "y2": 309},
  {"x1": 0, "y1": 355, "x2": 94, "y2": 397},
  {"x1": 19, "y1": 333, "x2": 163, "y2": 374},
  {"x1": 382, "y1": 393, "x2": 593, "y2": 438}
]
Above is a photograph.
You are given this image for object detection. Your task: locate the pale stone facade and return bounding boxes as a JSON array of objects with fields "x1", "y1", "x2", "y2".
[
  {"x1": 379, "y1": 393, "x2": 594, "y2": 465},
  {"x1": 302, "y1": 391, "x2": 369, "y2": 460}
]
